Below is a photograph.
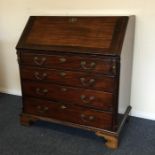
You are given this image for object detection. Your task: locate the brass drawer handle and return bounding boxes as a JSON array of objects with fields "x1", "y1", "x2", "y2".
[
  {"x1": 36, "y1": 88, "x2": 48, "y2": 95},
  {"x1": 80, "y1": 114, "x2": 95, "y2": 122},
  {"x1": 112, "y1": 65, "x2": 116, "y2": 70},
  {"x1": 34, "y1": 72, "x2": 47, "y2": 80},
  {"x1": 60, "y1": 105, "x2": 67, "y2": 109},
  {"x1": 59, "y1": 72, "x2": 66, "y2": 77},
  {"x1": 112, "y1": 59, "x2": 117, "y2": 74},
  {"x1": 33, "y1": 57, "x2": 46, "y2": 66},
  {"x1": 80, "y1": 61, "x2": 96, "y2": 70},
  {"x1": 80, "y1": 95, "x2": 95, "y2": 104},
  {"x1": 37, "y1": 106, "x2": 49, "y2": 114},
  {"x1": 112, "y1": 64, "x2": 116, "y2": 75},
  {"x1": 59, "y1": 57, "x2": 66, "y2": 63},
  {"x1": 89, "y1": 116, "x2": 95, "y2": 120},
  {"x1": 80, "y1": 77, "x2": 95, "y2": 86},
  {"x1": 69, "y1": 17, "x2": 77, "y2": 23},
  {"x1": 60, "y1": 87, "x2": 67, "y2": 92}
]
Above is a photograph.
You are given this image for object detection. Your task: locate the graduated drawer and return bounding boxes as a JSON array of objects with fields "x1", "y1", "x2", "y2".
[
  {"x1": 20, "y1": 67, "x2": 115, "y2": 92},
  {"x1": 22, "y1": 81, "x2": 113, "y2": 111},
  {"x1": 24, "y1": 97, "x2": 113, "y2": 130},
  {"x1": 20, "y1": 53, "x2": 117, "y2": 75}
]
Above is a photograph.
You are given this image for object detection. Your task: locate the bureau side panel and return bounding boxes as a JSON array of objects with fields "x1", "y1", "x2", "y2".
[{"x1": 118, "y1": 16, "x2": 135, "y2": 113}]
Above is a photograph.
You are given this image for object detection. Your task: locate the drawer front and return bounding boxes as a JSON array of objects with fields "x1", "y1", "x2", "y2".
[
  {"x1": 21, "y1": 67, "x2": 115, "y2": 92},
  {"x1": 22, "y1": 81, "x2": 113, "y2": 111},
  {"x1": 20, "y1": 53, "x2": 117, "y2": 75},
  {"x1": 24, "y1": 97, "x2": 113, "y2": 130}
]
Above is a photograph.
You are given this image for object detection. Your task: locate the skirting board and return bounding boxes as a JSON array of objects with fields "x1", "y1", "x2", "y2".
[
  {"x1": 0, "y1": 87, "x2": 21, "y2": 96},
  {"x1": 0, "y1": 88, "x2": 155, "y2": 121}
]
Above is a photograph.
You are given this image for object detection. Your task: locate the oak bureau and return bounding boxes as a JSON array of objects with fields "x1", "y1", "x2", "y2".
[{"x1": 16, "y1": 16, "x2": 135, "y2": 149}]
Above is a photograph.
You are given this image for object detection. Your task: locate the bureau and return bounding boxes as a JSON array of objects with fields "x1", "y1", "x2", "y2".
[{"x1": 16, "y1": 16, "x2": 135, "y2": 149}]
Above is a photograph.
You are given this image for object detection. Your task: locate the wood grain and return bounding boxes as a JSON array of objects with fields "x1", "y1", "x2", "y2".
[
  {"x1": 16, "y1": 16, "x2": 134, "y2": 149},
  {"x1": 23, "y1": 97, "x2": 113, "y2": 130},
  {"x1": 20, "y1": 52, "x2": 117, "y2": 75},
  {"x1": 16, "y1": 16, "x2": 128, "y2": 55},
  {"x1": 20, "y1": 66, "x2": 116, "y2": 92},
  {"x1": 22, "y1": 81, "x2": 114, "y2": 111}
]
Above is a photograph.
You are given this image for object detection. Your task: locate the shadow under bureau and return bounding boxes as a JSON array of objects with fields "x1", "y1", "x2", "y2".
[{"x1": 16, "y1": 16, "x2": 135, "y2": 149}]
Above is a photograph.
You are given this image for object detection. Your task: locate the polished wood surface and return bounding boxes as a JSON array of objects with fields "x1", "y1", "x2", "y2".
[
  {"x1": 26, "y1": 17, "x2": 115, "y2": 49},
  {"x1": 20, "y1": 67, "x2": 116, "y2": 92},
  {"x1": 20, "y1": 52, "x2": 118, "y2": 75},
  {"x1": 24, "y1": 97, "x2": 113, "y2": 130},
  {"x1": 22, "y1": 81, "x2": 113, "y2": 111},
  {"x1": 17, "y1": 16, "x2": 128, "y2": 55},
  {"x1": 16, "y1": 16, "x2": 134, "y2": 149}
]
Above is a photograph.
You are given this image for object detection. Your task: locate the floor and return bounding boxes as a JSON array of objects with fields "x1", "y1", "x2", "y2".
[{"x1": 0, "y1": 93, "x2": 155, "y2": 155}]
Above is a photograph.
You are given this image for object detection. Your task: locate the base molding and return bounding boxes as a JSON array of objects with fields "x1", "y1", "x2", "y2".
[
  {"x1": 130, "y1": 110, "x2": 155, "y2": 121},
  {"x1": 20, "y1": 106, "x2": 131, "y2": 149},
  {"x1": 96, "y1": 131, "x2": 118, "y2": 149}
]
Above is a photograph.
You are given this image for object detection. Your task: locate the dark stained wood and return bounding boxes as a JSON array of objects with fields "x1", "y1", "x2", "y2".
[
  {"x1": 22, "y1": 81, "x2": 114, "y2": 111},
  {"x1": 26, "y1": 17, "x2": 114, "y2": 48},
  {"x1": 23, "y1": 97, "x2": 113, "y2": 130},
  {"x1": 20, "y1": 66, "x2": 116, "y2": 92},
  {"x1": 20, "y1": 52, "x2": 118, "y2": 75},
  {"x1": 110, "y1": 17, "x2": 128, "y2": 55},
  {"x1": 16, "y1": 16, "x2": 128, "y2": 55},
  {"x1": 16, "y1": 16, "x2": 134, "y2": 149}
]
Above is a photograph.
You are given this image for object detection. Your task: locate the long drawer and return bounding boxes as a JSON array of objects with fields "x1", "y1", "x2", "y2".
[
  {"x1": 20, "y1": 67, "x2": 115, "y2": 92},
  {"x1": 20, "y1": 53, "x2": 117, "y2": 75},
  {"x1": 22, "y1": 81, "x2": 113, "y2": 111},
  {"x1": 24, "y1": 97, "x2": 113, "y2": 130}
]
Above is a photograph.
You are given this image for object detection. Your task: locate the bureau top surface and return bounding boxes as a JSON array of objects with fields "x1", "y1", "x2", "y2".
[{"x1": 16, "y1": 16, "x2": 129, "y2": 56}]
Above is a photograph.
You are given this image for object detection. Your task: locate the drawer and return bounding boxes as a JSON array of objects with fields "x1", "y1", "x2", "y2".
[
  {"x1": 22, "y1": 81, "x2": 113, "y2": 111},
  {"x1": 24, "y1": 97, "x2": 113, "y2": 130},
  {"x1": 20, "y1": 53, "x2": 117, "y2": 75},
  {"x1": 20, "y1": 67, "x2": 116, "y2": 92}
]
